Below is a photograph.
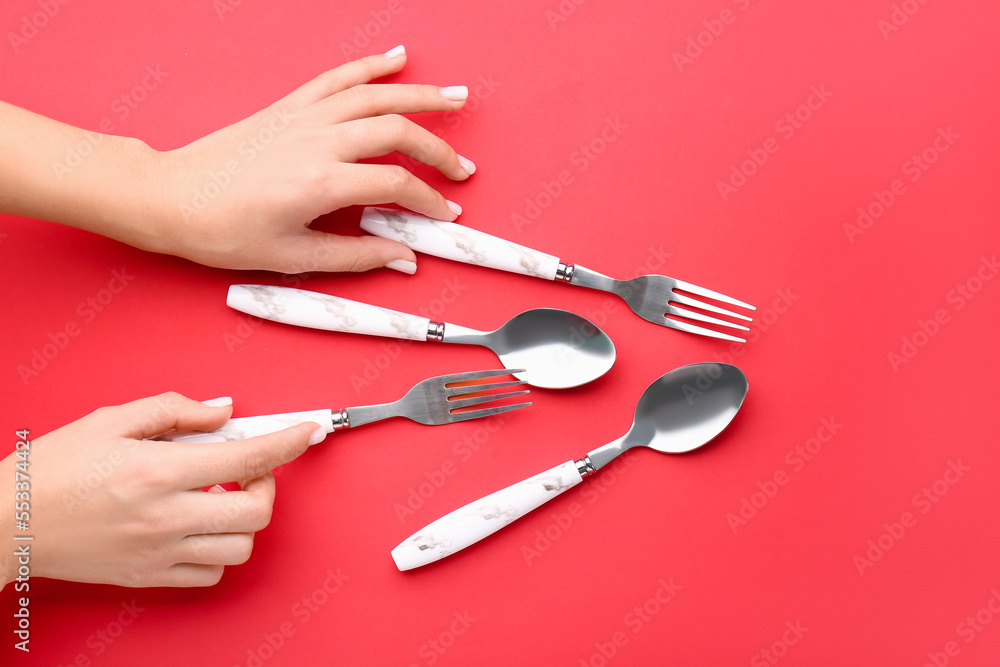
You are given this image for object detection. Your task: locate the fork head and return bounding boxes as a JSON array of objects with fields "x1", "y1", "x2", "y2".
[
  {"x1": 619, "y1": 274, "x2": 756, "y2": 343},
  {"x1": 400, "y1": 368, "x2": 531, "y2": 425}
]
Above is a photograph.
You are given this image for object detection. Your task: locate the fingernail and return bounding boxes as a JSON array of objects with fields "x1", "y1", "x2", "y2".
[
  {"x1": 446, "y1": 200, "x2": 463, "y2": 216},
  {"x1": 383, "y1": 45, "x2": 405, "y2": 58},
  {"x1": 384, "y1": 259, "x2": 417, "y2": 275},
  {"x1": 207, "y1": 484, "x2": 227, "y2": 493},
  {"x1": 308, "y1": 426, "x2": 327, "y2": 446},
  {"x1": 439, "y1": 86, "x2": 468, "y2": 102},
  {"x1": 202, "y1": 397, "x2": 233, "y2": 408},
  {"x1": 457, "y1": 155, "x2": 476, "y2": 175}
]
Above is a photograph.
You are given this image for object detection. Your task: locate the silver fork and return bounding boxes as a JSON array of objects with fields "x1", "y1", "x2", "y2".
[
  {"x1": 360, "y1": 207, "x2": 756, "y2": 343},
  {"x1": 157, "y1": 369, "x2": 530, "y2": 443},
  {"x1": 562, "y1": 266, "x2": 755, "y2": 342}
]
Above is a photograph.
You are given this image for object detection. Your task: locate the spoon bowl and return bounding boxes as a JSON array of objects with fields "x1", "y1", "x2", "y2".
[
  {"x1": 448, "y1": 308, "x2": 616, "y2": 389},
  {"x1": 587, "y1": 363, "x2": 748, "y2": 468}
]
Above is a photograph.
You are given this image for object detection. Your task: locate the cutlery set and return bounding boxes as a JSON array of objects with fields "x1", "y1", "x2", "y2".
[{"x1": 164, "y1": 209, "x2": 756, "y2": 570}]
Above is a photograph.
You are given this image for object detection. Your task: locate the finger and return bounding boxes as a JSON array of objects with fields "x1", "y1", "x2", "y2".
[
  {"x1": 172, "y1": 533, "x2": 255, "y2": 566},
  {"x1": 175, "y1": 474, "x2": 274, "y2": 535},
  {"x1": 312, "y1": 83, "x2": 468, "y2": 125},
  {"x1": 328, "y1": 162, "x2": 462, "y2": 222},
  {"x1": 280, "y1": 49, "x2": 408, "y2": 109},
  {"x1": 333, "y1": 115, "x2": 473, "y2": 181},
  {"x1": 178, "y1": 422, "x2": 317, "y2": 489},
  {"x1": 152, "y1": 563, "x2": 226, "y2": 587},
  {"x1": 274, "y1": 232, "x2": 417, "y2": 274},
  {"x1": 91, "y1": 392, "x2": 235, "y2": 440}
]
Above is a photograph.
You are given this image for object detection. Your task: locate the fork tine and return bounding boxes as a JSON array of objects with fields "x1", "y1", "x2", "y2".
[
  {"x1": 671, "y1": 278, "x2": 756, "y2": 311},
  {"x1": 661, "y1": 317, "x2": 747, "y2": 343},
  {"x1": 669, "y1": 292, "x2": 753, "y2": 322},
  {"x1": 439, "y1": 368, "x2": 525, "y2": 385},
  {"x1": 666, "y1": 305, "x2": 751, "y2": 332},
  {"x1": 449, "y1": 389, "x2": 531, "y2": 411},
  {"x1": 447, "y1": 402, "x2": 532, "y2": 422},
  {"x1": 446, "y1": 379, "x2": 527, "y2": 396}
]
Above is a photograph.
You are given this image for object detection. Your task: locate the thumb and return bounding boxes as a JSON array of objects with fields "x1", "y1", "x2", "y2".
[
  {"x1": 279, "y1": 231, "x2": 417, "y2": 274},
  {"x1": 104, "y1": 392, "x2": 235, "y2": 440}
]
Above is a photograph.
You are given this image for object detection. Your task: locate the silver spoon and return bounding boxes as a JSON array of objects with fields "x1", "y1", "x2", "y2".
[
  {"x1": 392, "y1": 362, "x2": 748, "y2": 570},
  {"x1": 227, "y1": 285, "x2": 616, "y2": 389}
]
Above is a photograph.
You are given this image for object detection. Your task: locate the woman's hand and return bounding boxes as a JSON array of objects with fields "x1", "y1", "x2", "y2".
[
  {"x1": 153, "y1": 46, "x2": 474, "y2": 273},
  {"x1": 0, "y1": 393, "x2": 323, "y2": 588},
  {"x1": 0, "y1": 46, "x2": 474, "y2": 274}
]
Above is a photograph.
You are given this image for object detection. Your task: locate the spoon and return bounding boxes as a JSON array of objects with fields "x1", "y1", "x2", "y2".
[
  {"x1": 227, "y1": 285, "x2": 616, "y2": 389},
  {"x1": 391, "y1": 363, "x2": 748, "y2": 570}
]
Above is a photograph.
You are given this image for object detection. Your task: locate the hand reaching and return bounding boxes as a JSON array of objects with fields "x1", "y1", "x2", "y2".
[
  {"x1": 155, "y1": 45, "x2": 474, "y2": 273},
  {"x1": 0, "y1": 393, "x2": 323, "y2": 588},
  {"x1": 0, "y1": 45, "x2": 474, "y2": 274}
]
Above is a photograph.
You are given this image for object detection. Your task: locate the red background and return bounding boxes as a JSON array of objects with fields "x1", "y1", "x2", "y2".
[{"x1": 2, "y1": 0, "x2": 999, "y2": 665}]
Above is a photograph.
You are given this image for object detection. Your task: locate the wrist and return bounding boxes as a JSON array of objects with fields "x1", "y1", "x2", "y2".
[
  {"x1": 35, "y1": 129, "x2": 172, "y2": 254},
  {"x1": 86, "y1": 135, "x2": 174, "y2": 254}
]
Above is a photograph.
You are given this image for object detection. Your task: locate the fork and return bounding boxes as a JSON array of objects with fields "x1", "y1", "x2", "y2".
[
  {"x1": 157, "y1": 369, "x2": 530, "y2": 443},
  {"x1": 360, "y1": 207, "x2": 756, "y2": 343}
]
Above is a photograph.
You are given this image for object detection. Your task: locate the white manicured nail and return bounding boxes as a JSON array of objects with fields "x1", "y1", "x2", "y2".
[
  {"x1": 385, "y1": 259, "x2": 417, "y2": 275},
  {"x1": 202, "y1": 397, "x2": 233, "y2": 408},
  {"x1": 308, "y1": 426, "x2": 327, "y2": 446},
  {"x1": 439, "y1": 86, "x2": 468, "y2": 101},
  {"x1": 446, "y1": 200, "x2": 463, "y2": 216},
  {"x1": 383, "y1": 45, "x2": 405, "y2": 58},
  {"x1": 457, "y1": 155, "x2": 476, "y2": 175},
  {"x1": 207, "y1": 485, "x2": 227, "y2": 493}
]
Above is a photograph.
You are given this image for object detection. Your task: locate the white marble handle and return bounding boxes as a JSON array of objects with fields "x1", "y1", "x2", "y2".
[
  {"x1": 392, "y1": 460, "x2": 583, "y2": 571},
  {"x1": 360, "y1": 207, "x2": 562, "y2": 280},
  {"x1": 227, "y1": 284, "x2": 430, "y2": 341},
  {"x1": 157, "y1": 409, "x2": 334, "y2": 444}
]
